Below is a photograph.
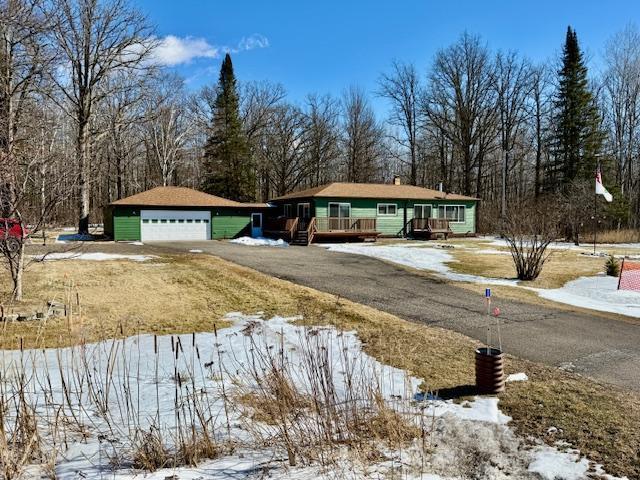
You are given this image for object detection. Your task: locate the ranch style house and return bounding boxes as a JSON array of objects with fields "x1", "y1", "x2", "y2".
[{"x1": 104, "y1": 180, "x2": 478, "y2": 244}]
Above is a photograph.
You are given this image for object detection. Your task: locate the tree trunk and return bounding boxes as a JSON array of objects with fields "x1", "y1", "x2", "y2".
[
  {"x1": 77, "y1": 118, "x2": 90, "y2": 234},
  {"x1": 12, "y1": 241, "x2": 25, "y2": 301}
]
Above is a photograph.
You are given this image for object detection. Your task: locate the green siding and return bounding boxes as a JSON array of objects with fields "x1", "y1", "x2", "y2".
[
  {"x1": 311, "y1": 197, "x2": 477, "y2": 236},
  {"x1": 212, "y1": 210, "x2": 250, "y2": 239},
  {"x1": 113, "y1": 207, "x2": 141, "y2": 241}
]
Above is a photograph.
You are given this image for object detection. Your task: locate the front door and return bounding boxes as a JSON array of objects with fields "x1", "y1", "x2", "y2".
[
  {"x1": 251, "y1": 213, "x2": 263, "y2": 238},
  {"x1": 297, "y1": 203, "x2": 310, "y2": 219}
]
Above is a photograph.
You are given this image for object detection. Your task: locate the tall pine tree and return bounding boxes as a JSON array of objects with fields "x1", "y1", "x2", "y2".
[
  {"x1": 202, "y1": 54, "x2": 254, "y2": 201},
  {"x1": 549, "y1": 26, "x2": 603, "y2": 190}
]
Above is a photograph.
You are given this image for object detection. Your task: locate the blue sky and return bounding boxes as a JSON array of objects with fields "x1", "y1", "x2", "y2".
[{"x1": 136, "y1": 0, "x2": 640, "y2": 113}]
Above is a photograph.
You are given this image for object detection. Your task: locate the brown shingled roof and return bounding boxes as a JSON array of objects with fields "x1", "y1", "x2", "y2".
[
  {"x1": 111, "y1": 186, "x2": 243, "y2": 207},
  {"x1": 271, "y1": 182, "x2": 478, "y2": 201}
]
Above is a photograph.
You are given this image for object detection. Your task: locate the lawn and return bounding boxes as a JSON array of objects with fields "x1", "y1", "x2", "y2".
[{"x1": 0, "y1": 248, "x2": 639, "y2": 477}]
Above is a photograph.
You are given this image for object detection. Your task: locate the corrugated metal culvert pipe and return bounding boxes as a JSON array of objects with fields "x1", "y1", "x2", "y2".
[{"x1": 475, "y1": 347, "x2": 505, "y2": 394}]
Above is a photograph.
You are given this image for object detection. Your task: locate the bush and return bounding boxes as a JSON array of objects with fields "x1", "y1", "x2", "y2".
[
  {"x1": 500, "y1": 201, "x2": 561, "y2": 281},
  {"x1": 605, "y1": 256, "x2": 620, "y2": 277}
]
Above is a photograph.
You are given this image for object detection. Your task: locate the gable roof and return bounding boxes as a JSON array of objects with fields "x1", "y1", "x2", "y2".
[
  {"x1": 111, "y1": 186, "x2": 244, "y2": 208},
  {"x1": 271, "y1": 183, "x2": 478, "y2": 202}
]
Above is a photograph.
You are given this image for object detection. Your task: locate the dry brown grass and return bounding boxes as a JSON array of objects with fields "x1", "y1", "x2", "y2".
[
  {"x1": 583, "y1": 228, "x2": 640, "y2": 244},
  {"x1": 0, "y1": 251, "x2": 639, "y2": 476},
  {"x1": 0, "y1": 254, "x2": 314, "y2": 349},
  {"x1": 446, "y1": 249, "x2": 604, "y2": 289}
]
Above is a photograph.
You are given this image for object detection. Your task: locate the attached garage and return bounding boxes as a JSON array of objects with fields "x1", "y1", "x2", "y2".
[{"x1": 104, "y1": 186, "x2": 268, "y2": 242}]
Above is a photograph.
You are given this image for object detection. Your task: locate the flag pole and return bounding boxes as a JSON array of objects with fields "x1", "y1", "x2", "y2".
[
  {"x1": 594, "y1": 161, "x2": 599, "y2": 256},
  {"x1": 593, "y1": 189, "x2": 597, "y2": 255}
]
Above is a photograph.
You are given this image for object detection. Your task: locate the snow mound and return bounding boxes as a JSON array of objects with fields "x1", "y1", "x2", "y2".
[
  {"x1": 537, "y1": 275, "x2": 640, "y2": 318},
  {"x1": 34, "y1": 252, "x2": 153, "y2": 262},
  {"x1": 189, "y1": 249, "x2": 203, "y2": 253},
  {"x1": 230, "y1": 236, "x2": 288, "y2": 247}
]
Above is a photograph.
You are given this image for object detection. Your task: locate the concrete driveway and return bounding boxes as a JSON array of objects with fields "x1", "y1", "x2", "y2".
[{"x1": 154, "y1": 240, "x2": 640, "y2": 391}]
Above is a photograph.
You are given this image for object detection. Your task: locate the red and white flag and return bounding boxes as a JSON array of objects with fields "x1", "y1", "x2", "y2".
[{"x1": 595, "y1": 167, "x2": 613, "y2": 202}]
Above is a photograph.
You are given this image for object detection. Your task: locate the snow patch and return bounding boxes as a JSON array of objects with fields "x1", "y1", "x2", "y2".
[
  {"x1": 189, "y1": 249, "x2": 203, "y2": 253},
  {"x1": 323, "y1": 243, "x2": 518, "y2": 286},
  {"x1": 537, "y1": 275, "x2": 640, "y2": 318},
  {"x1": 230, "y1": 236, "x2": 288, "y2": 247},
  {"x1": 34, "y1": 252, "x2": 153, "y2": 262},
  {"x1": 528, "y1": 447, "x2": 591, "y2": 480},
  {"x1": 11, "y1": 312, "x2": 625, "y2": 479},
  {"x1": 506, "y1": 372, "x2": 528, "y2": 383}
]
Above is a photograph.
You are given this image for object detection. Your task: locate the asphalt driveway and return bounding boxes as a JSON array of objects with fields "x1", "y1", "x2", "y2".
[{"x1": 154, "y1": 240, "x2": 640, "y2": 391}]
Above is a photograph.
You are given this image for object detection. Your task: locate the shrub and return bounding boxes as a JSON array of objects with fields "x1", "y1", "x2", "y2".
[{"x1": 605, "y1": 256, "x2": 620, "y2": 277}]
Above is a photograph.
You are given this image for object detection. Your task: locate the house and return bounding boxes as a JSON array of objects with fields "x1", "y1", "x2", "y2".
[
  {"x1": 266, "y1": 179, "x2": 478, "y2": 245},
  {"x1": 103, "y1": 186, "x2": 268, "y2": 242}
]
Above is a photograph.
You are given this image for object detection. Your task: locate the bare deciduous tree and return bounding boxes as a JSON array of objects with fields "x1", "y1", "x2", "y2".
[
  {"x1": 341, "y1": 86, "x2": 385, "y2": 183},
  {"x1": 51, "y1": 0, "x2": 155, "y2": 233},
  {"x1": 494, "y1": 51, "x2": 532, "y2": 217},
  {"x1": 378, "y1": 60, "x2": 421, "y2": 185},
  {"x1": 424, "y1": 33, "x2": 498, "y2": 196}
]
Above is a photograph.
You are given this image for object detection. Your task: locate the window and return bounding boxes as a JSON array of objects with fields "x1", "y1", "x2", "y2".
[
  {"x1": 169, "y1": 219, "x2": 176, "y2": 223},
  {"x1": 142, "y1": 219, "x2": 149, "y2": 223},
  {"x1": 437, "y1": 205, "x2": 465, "y2": 223},
  {"x1": 151, "y1": 219, "x2": 158, "y2": 223},
  {"x1": 377, "y1": 203, "x2": 397, "y2": 216},
  {"x1": 160, "y1": 219, "x2": 167, "y2": 223},
  {"x1": 203, "y1": 219, "x2": 209, "y2": 223},
  {"x1": 284, "y1": 204, "x2": 293, "y2": 218},
  {"x1": 178, "y1": 219, "x2": 184, "y2": 223},
  {"x1": 195, "y1": 219, "x2": 201, "y2": 223},
  {"x1": 252, "y1": 213, "x2": 262, "y2": 228},
  {"x1": 186, "y1": 219, "x2": 193, "y2": 223},
  {"x1": 328, "y1": 202, "x2": 351, "y2": 218},
  {"x1": 414, "y1": 205, "x2": 432, "y2": 219}
]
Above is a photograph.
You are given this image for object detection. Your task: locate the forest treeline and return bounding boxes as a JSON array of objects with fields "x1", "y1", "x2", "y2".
[{"x1": 2, "y1": 0, "x2": 640, "y2": 233}]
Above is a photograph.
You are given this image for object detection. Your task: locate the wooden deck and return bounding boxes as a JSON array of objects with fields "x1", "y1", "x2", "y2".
[
  {"x1": 264, "y1": 216, "x2": 379, "y2": 245},
  {"x1": 410, "y1": 218, "x2": 452, "y2": 239}
]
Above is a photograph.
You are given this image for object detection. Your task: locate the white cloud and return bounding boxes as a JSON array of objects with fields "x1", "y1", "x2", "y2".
[
  {"x1": 236, "y1": 34, "x2": 270, "y2": 52},
  {"x1": 152, "y1": 34, "x2": 269, "y2": 67},
  {"x1": 153, "y1": 35, "x2": 220, "y2": 66}
]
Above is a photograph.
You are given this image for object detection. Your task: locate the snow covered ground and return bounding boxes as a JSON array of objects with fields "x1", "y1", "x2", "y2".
[
  {"x1": 33, "y1": 252, "x2": 154, "y2": 262},
  {"x1": 538, "y1": 274, "x2": 640, "y2": 318},
  {"x1": 9, "y1": 313, "x2": 625, "y2": 479},
  {"x1": 230, "y1": 236, "x2": 288, "y2": 247}
]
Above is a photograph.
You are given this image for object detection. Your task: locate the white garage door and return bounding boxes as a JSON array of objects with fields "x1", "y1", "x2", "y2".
[{"x1": 141, "y1": 210, "x2": 211, "y2": 241}]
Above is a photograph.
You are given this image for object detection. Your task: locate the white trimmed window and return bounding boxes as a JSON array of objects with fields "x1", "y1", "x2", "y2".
[
  {"x1": 377, "y1": 203, "x2": 397, "y2": 216},
  {"x1": 328, "y1": 202, "x2": 351, "y2": 218},
  {"x1": 438, "y1": 205, "x2": 466, "y2": 223}
]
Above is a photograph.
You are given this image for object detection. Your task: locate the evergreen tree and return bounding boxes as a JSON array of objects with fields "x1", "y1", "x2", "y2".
[
  {"x1": 202, "y1": 54, "x2": 253, "y2": 201},
  {"x1": 549, "y1": 26, "x2": 604, "y2": 190}
]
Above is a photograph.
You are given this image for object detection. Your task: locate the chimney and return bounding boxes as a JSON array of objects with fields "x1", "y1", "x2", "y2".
[
  {"x1": 393, "y1": 175, "x2": 401, "y2": 186},
  {"x1": 435, "y1": 182, "x2": 444, "y2": 192}
]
